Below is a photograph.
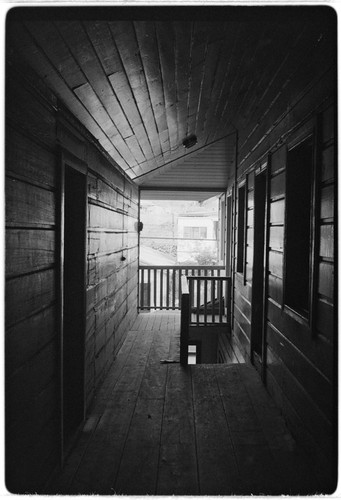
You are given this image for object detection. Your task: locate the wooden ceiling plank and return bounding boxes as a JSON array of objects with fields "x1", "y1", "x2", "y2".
[
  {"x1": 55, "y1": 20, "x2": 152, "y2": 169},
  {"x1": 195, "y1": 36, "x2": 224, "y2": 140},
  {"x1": 236, "y1": 23, "x2": 316, "y2": 145},
  {"x1": 235, "y1": 23, "x2": 323, "y2": 151},
  {"x1": 214, "y1": 20, "x2": 309, "y2": 143},
  {"x1": 155, "y1": 22, "x2": 179, "y2": 153},
  {"x1": 73, "y1": 82, "x2": 134, "y2": 169},
  {"x1": 212, "y1": 24, "x2": 278, "y2": 142},
  {"x1": 109, "y1": 21, "x2": 162, "y2": 157},
  {"x1": 186, "y1": 22, "x2": 211, "y2": 141},
  {"x1": 109, "y1": 21, "x2": 163, "y2": 162},
  {"x1": 125, "y1": 135, "x2": 146, "y2": 165},
  {"x1": 207, "y1": 23, "x2": 261, "y2": 143},
  {"x1": 56, "y1": 20, "x2": 132, "y2": 135},
  {"x1": 238, "y1": 24, "x2": 334, "y2": 160},
  {"x1": 201, "y1": 22, "x2": 242, "y2": 144},
  {"x1": 238, "y1": 18, "x2": 328, "y2": 137},
  {"x1": 134, "y1": 21, "x2": 170, "y2": 158},
  {"x1": 25, "y1": 21, "x2": 87, "y2": 90},
  {"x1": 229, "y1": 23, "x2": 289, "y2": 128},
  {"x1": 174, "y1": 22, "x2": 193, "y2": 147},
  {"x1": 84, "y1": 21, "x2": 157, "y2": 168},
  {"x1": 7, "y1": 22, "x2": 123, "y2": 165},
  {"x1": 108, "y1": 72, "x2": 158, "y2": 167}
]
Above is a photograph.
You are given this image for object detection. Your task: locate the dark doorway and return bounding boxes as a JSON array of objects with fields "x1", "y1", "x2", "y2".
[
  {"x1": 251, "y1": 171, "x2": 267, "y2": 367},
  {"x1": 63, "y1": 165, "x2": 87, "y2": 450}
]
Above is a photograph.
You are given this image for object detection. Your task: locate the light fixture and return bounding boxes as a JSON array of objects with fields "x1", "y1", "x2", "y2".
[{"x1": 182, "y1": 134, "x2": 198, "y2": 149}]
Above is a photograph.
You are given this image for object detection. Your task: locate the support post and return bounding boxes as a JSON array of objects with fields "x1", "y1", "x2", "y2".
[{"x1": 180, "y1": 275, "x2": 190, "y2": 366}]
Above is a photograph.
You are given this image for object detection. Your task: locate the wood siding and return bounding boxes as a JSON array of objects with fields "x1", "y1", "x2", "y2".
[
  {"x1": 6, "y1": 56, "x2": 139, "y2": 492},
  {"x1": 230, "y1": 18, "x2": 336, "y2": 487},
  {"x1": 6, "y1": 64, "x2": 60, "y2": 493},
  {"x1": 86, "y1": 144, "x2": 139, "y2": 405}
]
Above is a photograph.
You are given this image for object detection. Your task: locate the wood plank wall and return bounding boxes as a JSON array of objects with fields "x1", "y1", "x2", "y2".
[
  {"x1": 6, "y1": 65, "x2": 60, "y2": 493},
  {"x1": 5, "y1": 58, "x2": 139, "y2": 492},
  {"x1": 229, "y1": 26, "x2": 336, "y2": 488},
  {"x1": 86, "y1": 142, "x2": 139, "y2": 406}
]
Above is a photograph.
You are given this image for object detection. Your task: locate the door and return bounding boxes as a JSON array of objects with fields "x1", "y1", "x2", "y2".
[
  {"x1": 251, "y1": 170, "x2": 267, "y2": 369},
  {"x1": 62, "y1": 164, "x2": 87, "y2": 451}
]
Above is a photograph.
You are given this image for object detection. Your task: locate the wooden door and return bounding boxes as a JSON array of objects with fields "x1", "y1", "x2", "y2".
[
  {"x1": 251, "y1": 170, "x2": 267, "y2": 368},
  {"x1": 62, "y1": 164, "x2": 87, "y2": 451}
]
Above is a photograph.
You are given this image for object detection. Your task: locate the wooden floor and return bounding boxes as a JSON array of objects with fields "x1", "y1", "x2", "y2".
[{"x1": 47, "y1": 311, "x2": 321, "y2": 495}]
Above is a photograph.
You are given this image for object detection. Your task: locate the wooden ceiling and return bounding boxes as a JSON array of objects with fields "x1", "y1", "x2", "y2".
[{"x1": 6, "y1": 7, "x2": 331, "y2": 186}]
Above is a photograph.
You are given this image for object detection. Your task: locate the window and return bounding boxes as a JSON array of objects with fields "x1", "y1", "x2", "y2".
[
  {"x1": 285, "y1": 136, "x2": 314, "y2": 318},
  {"x1": 183, "y1": 226, "x2": 207, "y2": 239},
  {"x1": 236, "y1": 185, "x2": 246, "y2": 273}
]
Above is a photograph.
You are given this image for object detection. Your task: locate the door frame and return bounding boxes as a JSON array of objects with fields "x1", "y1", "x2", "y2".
[
  {"x1": 59, "y1": 148, "x2": 88, "y2": 462},
  {"x1": 251, "y1": 161, "x2": 269, "y2": 381}
]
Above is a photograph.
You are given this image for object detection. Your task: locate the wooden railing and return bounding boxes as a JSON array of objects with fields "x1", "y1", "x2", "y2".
[
  {"x1": 138, "y1": 265, "x2": 225, "y2": 310},
  {"x1": 187, "y1": 275, "x2": 231, "y2": 326},
  {"x1": 180, "y1": 274, "x2": 232, "y2": 366}
]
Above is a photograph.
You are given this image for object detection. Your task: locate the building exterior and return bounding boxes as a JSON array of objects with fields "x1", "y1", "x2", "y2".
[{"x1": 177, "y1": 212, "x2": 218, "y2": 264}]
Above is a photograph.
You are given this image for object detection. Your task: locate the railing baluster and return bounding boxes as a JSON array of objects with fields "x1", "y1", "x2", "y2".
[
  {"x1": 196, "y1": 278, "x2": 200, "y2": 325},
  {"x1": 141, "y1": 268, "x2": 145, "y2": 309},
  {"x1": 218, "y1": 279, "x2": 223, "y2": 322},
  {"x1": 166, "y1": 268, "x2": 170, "y2": 309},
  {"x1": 204, "y1": 279, "x2": 208, "y2": 325},
  {"x1": 153, "y1": 268, "x2": 157, "y2": 308},
  {"x1": 211, "y1": 278, "x2": 215, "y2": 323},
  {"x1": 178, "y1": 269, "x2": 182, "y2": 307},
  {"x1": 147, "y1": 268, "x2": 151, "y2": 308},
  {"x1": 160, "y1": 269, "x2": 163, "y2": 309},
  {"x1": 189, "y1": 278, "x2": 194, "y2": 324}
]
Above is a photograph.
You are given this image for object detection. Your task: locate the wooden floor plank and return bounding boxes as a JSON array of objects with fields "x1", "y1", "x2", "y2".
[
  {"x1": 139, "y1": 330, "x2": 170, "y2": 399},
  {"x1": 114, "y1": 397, "x2": 164, "y2": 495},
  {"x1": 67, "y1": 392, "x2": 138, "y2": 494},
  {"x1": 45, "y1": 415, "x2": 101, "y2": 494},
  {"x1": 215, "y1": 365, "x2": 290, "y2": 495},
  {"x1": 157, "y1": 364, "x2": 199, "y2": 495},
  {"x1": 191, "y1": 365, "x2": 240, "y2": 494},
  {"x1": 148, "y1": 328, "x2": 172, "y2": 364},
  {"x1": 168, "y1": 328, "x2": 180, "y2": 361},
  {"x1": 130, "y1": 311, "x2": 144, "y2": 330},
  {"x1": 92, "y1": 330, "x2": 137, "y2": 411},
  {"x1": 239, "y1": 365, "x2": 321, "y2": 494},
  {"x1": 47, "y1": 312, "x2": 320, "y2": 496}
]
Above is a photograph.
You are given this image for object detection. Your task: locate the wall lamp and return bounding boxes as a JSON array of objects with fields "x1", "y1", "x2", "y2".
[{"x1": 182, "y1": 134, "x2": 198, "y2": 149}]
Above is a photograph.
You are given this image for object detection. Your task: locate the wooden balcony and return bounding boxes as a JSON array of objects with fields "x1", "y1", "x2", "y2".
[{"x1": 47, "y1": 311, "x2": 321, "y2": 496}]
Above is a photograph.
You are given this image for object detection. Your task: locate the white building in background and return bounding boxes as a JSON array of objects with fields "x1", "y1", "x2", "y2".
[{"x1": 177, "y1": 212, "x2": 218, "y2": 264}]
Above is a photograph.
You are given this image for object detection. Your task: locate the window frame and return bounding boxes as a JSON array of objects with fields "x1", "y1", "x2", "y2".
[
  {"x1": 283, "y1": 122, "x2": 318, "y2": 327},
  {"x1": 236, "y1": 180, "x2": 247, "y2": 275}
]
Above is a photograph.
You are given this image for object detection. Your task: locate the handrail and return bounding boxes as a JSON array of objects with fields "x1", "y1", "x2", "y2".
[
  {"x1": 187, "y1": 276, "x2": 227, "y2": 281},
  {"x1": 139, "y1": 265, "x2": 225, "y2": 271}
]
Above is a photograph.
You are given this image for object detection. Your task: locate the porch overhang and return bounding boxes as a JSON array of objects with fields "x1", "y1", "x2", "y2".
[{"x1": 139, "y1": 188, "x2": 224, "y2": 202}]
